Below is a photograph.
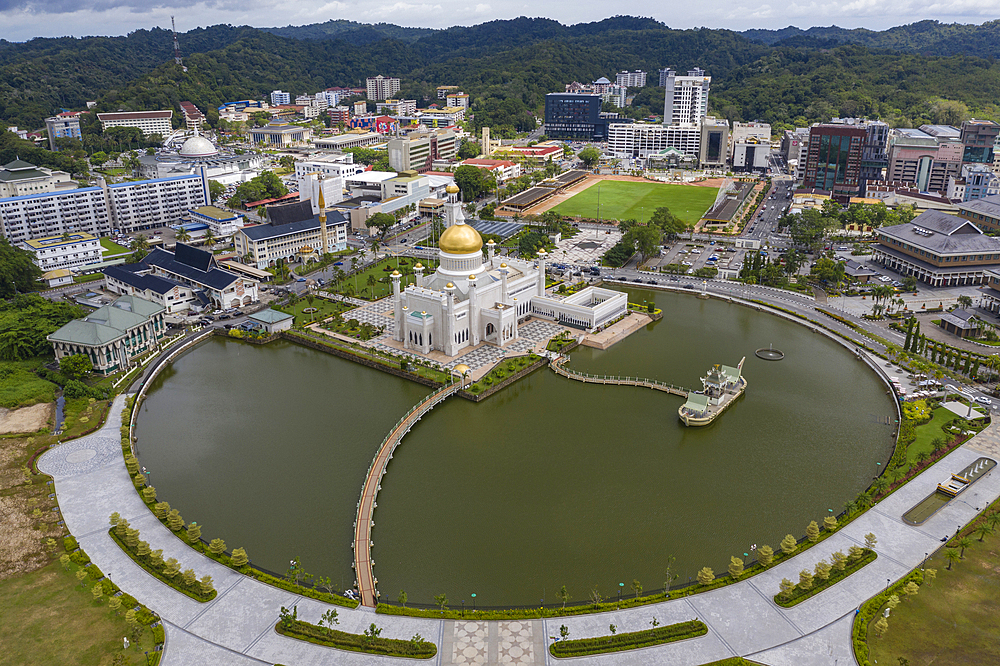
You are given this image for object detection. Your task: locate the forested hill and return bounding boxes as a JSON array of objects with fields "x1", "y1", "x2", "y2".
[
  {"x1": 741, "y1": 19, "x2": 1000, "y2": 57},
  {"x1": 3, "y1": 16, "x2": 1000, "y2": 135}
]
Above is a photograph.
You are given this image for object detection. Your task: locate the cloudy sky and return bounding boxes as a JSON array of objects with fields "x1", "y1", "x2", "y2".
[{"x1": 0, "y1": 0, "x2": 997, "y2": 42}]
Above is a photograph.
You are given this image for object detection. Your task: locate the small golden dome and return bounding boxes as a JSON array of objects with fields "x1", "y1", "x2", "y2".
[
  {"x1": 468, "y1": 274, "x2": 477, "y2": 281},
  {"x1": 445, "y1": 282, "x2": 455, "y2": 288},
  {"x1": 454, "y1": 363, "x2": 471, "y2": 375},
  {"x1": 537, "y1": 249, "x2": 548, "y2": 256},
  {"x1": 439, "y1": 222, "x2": 483, "y2": 254},
  {"x1": 446, "y1": 183, "x2": 460, "y2": 194},
  {"x1": 500, "y1": 263, "x2": 507, "y2": 268},
  {"x1": 487, "y1": 239, "x2": 496, "y2": 245},
  {"x1": 414, "y1": 262, "x2": 423, "y2": 269},
  {"x1": 391, "y1": 270, "x2": 401, "y2": 277}
]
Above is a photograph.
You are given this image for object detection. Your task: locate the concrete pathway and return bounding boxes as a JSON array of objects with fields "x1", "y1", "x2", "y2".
[{"x1": 39, "y1": 397, "x2": 1000, "y2": 666}]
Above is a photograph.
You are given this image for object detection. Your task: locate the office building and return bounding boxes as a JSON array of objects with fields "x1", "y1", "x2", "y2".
[
  {"x1": 234, "y1": 200, "x2": 349, "y2": 269},
  {"x1": 388, "y1": 129, "x2": 457, "y2": 172},
  {"x1": 437, "y1": 86, "x2": 460, "y2": 99},
  {"x1": 0, "y1": 158, "x2": 77, "y2": 197},
  {"x1": 958, "y1": 193, "x2": 1000, "y2": 233},
  {"x1": 782, "y1": 127, "x2": 811, "y2": 183},
  {"x1": 179, "y1": 102, "x2": 206, "y2": 131},
  {"x1": 189, "y1": 206, "x2": 244, "y2": 237},
  {"x1": 44, "y1": 114, "x2": 82, "y2": 151},
  {"x1": 366, "y1": 76, "x2": 401, "y2": 101},
  {"x1": 445, "y1": 93, "x2": 470, "y2": 110},
  {"x1": 947, "y1": 164, "x2": 1000, "y2": 202},
  {"x1": 544, "y1": 93, "x2": 629, "y2": 141},
  {"x1": 294, "y1": 153, "x2": 364, "y2": 184},
  {"x1": 313, "y1": 131, "x2": 382, "y2": 151},
  {"x1": 47, "y1": 295, "x2": 166, "y2": 374},
  {"x1": 97, "y1": 111, "x2": 173, "y2": 138},
  {"x1": 21, "y1": 231, "x2": 102, "y2": 271},
  {"x1": 270, "y1": 90, "x2": 291, "y2": 106},
  {"x1": 661, "y1": 68, "x2": 710, "y2": 126},
  {"x1": 607, "y1": 123, "x2": 701, "y2": 159},
  {"x1": 886, "y1": 128, "x2": 963, "y2": 194},
  {"x1": 616, "y1": 70, "x2": 647, "y2": 88},
  {"x1": 732, "y1": 139, "x2": 770, "y2": 172},
  {"x1": 247, "y1": 122, "x2": 311, "y2": 147},
  {"x1": 699, "y1": 117, "x2": 730, "y2": 168},
  {"x1": 377, "y1": 99, "x2": 418, "y2": 116},
  {"x1": 872, "y1": 209, "x2": 1000, "y2": 286},
  {"x1": 960, "y1": 119, "x2": 1000, "y2": 166},
  {"x1": 803, "y1": 124, "x2": 866, "y2": 201},
  {"x1": 829, "y1": 117, "x2": 889, "y2": 192}
]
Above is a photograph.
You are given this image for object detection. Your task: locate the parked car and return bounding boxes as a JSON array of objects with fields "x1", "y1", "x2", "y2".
[{"x1": 976, "y1": 396, "x2": 992, "y2": 405}]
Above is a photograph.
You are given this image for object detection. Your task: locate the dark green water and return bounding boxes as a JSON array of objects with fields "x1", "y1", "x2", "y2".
[{"x1": 136, "y1": 289, "x2": 897, "y2": 606}]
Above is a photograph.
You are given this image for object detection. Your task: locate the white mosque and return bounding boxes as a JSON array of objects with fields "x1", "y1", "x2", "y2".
[{"x1": 392, "y1": 185, "x2": 627, "y2": 357}]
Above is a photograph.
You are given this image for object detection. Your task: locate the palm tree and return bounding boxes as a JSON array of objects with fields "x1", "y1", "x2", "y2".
[
  {"x1": 945, "y1": 548, "x2": 961, "y2": 570},
  {"x1": 367, "y1": 274, "x2": 377, "y2": 298},
  {"x1": 956, "y1": 536, "x2": 973, "y2": 558},
  {"x1": 986, "y1": 512, "x2": 1000, "y2": 532},
  {"x1": 973, "y1": 522, "x2": 994, "y2": 542},
  {"x1": 872, "y1": 476, "x2": 889, "y2": 495},
  {"x1": 957, "y1": 295, "x2": 973, "y2": 309},
  {"x1": 175, "y1": 227, "x2": 191, "y2": 244},
  {"x1": 203, "y1": 229, "x2": 217, "y2": 249}
]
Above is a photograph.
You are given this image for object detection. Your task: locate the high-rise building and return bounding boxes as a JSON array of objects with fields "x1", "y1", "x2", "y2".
[
  {"x1": 887, "y1": 127, "x2": 962, "y2": 193},
  {"x1": 661, "y1": 68, "x2": 711, "y2": 126},
  {"x1": 803, "y1": 124, "x2": 866, "y2": 201},
  {"x1": 607, "y1": 122, "x2": 701, "y2": 159},
  {"x1": 44, "y1": 115, "x2": 82, "y2": 151},
  {"x1": 387, "y1": 129, "x2": 457, "y2": 172},
  {"x1": 960, "y1": 119, "x2": 1000, "y2": 166},
  {"x1": 366, "y1": 76, "x2": 401, "y2": 101},
  {"x1": 544, "y1": 93, "x2": 628, "y2": 141},
  {"x1": 699, "y1": 117, "x2": 730, "y2": 168},
  {"x1": 97, "y1": 111, "x2": 173, "y2": 137},
  {"x1": 829, "y1": 117, "x2": 889, "y2": 193},
  {"x1": 270, "y1": 90, "x2": 291, "y2": 106},
  {"x1": 616, "y1": 70, "x2": 647, "y2": 88},
  {"x1": 179, "y1": 102, "x2": 206, "y2": 131}
]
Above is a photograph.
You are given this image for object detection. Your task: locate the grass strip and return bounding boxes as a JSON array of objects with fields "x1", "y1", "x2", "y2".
[
  {"x1": 276, "y1": 619, "x2": 436, "y2": 658},
  {"x1": 550, "y1": 620, "x2": 707, "y2": 658},
  {"x1": 108, "y1": 528, "x2": 216, "y2": 603},
  {"x1": 853, "y1": 569, "x2": 925, "y2": 666},
  {"x1": 775, "y1": 549, "x2": 877, "y2": 607}
]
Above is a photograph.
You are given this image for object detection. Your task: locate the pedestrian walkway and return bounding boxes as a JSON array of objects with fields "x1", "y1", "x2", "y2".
[{"x1": 39, "y1": 398, "x2": 1000, "y2": 666}]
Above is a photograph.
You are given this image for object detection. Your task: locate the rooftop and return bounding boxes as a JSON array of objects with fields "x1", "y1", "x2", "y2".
[{"x1": 879, "y1": 209, "x2": 1000, "y2": 255}]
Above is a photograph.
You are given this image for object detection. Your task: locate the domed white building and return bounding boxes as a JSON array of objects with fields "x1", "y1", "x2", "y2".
[
  {"x1": 138, "y1": 133, "x2": 264, "y2": 184},
  {"x1": 393, "y1": 185, "x2": 628, "y2": 357}
]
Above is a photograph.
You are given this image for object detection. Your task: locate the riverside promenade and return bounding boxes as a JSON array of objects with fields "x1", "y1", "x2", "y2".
[{"x1": 40, "y1": 394, "x2": 1000, "y2": 666}]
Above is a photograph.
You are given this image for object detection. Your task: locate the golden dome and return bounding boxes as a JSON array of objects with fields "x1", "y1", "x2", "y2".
[
  {"x1": 500, "y1": 263, "x2": 507, "y2": 268},
  {"x1": 439, "y1": 223, "x2": 483, "y2": 254},
  {"x1": 446, "y1": 183, "x2": 460, "y2": 194},
  {"x1": 487, "y1": 239, "x2": 496, "y2": 245},
  {"x1": 454, "y1": 363, "x2": 471, "y2": 375},
  {"x1": 445, "y1": 282, "x2": 455, "y2": 288},
  {"x1": 391, "y1": 270, "x2": 401, "y2": 277},
  {"x1": 469, "y1": 274, "x2": 477, "y2": 281},
  {"x1": 414, "y1": 262, "x2": 423, "y2": 269}
]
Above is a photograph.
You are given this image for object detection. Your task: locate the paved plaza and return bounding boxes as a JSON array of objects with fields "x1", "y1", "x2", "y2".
[
  {"x1": 552, "y1": 230, "x2": 622, "y2": 266},
  {"x1": 38, "y1": 389, "x2": 1000, "y2": 666}
]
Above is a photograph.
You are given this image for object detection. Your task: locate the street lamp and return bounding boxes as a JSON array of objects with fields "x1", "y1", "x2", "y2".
[
  {"x1": 618, "y1": 582, "x2": 624, "y2": 608},
  {"x1": 471, "y1": 593, "x2": 476, "y2": 611}
]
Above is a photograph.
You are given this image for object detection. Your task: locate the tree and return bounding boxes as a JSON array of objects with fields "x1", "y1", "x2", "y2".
[
  {"x1": 108, "y1": 596, "x2": 122, "y2": 614},
  {"x1": 578, "y1": 146, "x2": 601, "y2": 168},
  {"x1": 559, "y1": 624, "x2": 569, "y2": 640},
  {"x1": 136, "y1": 540, "x2": 151, "y2": 558},
  {"x1": 757, "y1": 544, "x2": 774, "y2": 567},
  {"x1": 434, "y1": 593, "x2": 448, "y2": 611},
  {"x1": 163, "y1": 558, "x2": 181, "y2": 578},
  {"x1": 175, "y1": 227, "x2": 191, "y2": 244},
  {"x1": 397, "y1": 590, "x2": 407, "y2": 608},
  {"x1": 823, "y1": 515, "x2": 838, "y2": 531},
  {"x1": 203, "y1": 229, "x2": 217, "y2": 248},
  {"x1": 590, "y1": 585, "x2": 603, "y2": 607},
  {"x1": 0, "y1": 238, "x2": 43, "y2": 297},
  {"x1": 321, "y1": 609, "x2": 339, "y2": 634},
  {"x1": 957, "y1": 295, "x2": 973, "y2": 309},
  {"x1": 557, "y1": 585, "x2": 571, "y2": 609},
  {"x1": 956, "y1": 536, "x2": 972, "y2": 558},
  {"x1": 208, "y1": 180, "x2": 226, "y2": 202},
  {"x1": 60, "y1": 353, "x2": 95, "y2": 381},
  {"x1": 153, "y1": 501, "x2": 170, "y2": 520},
  {"x1": 182, "y1": 568, "x2": 197, "y2": 586},
  {"x1": 814, "y1": 560, "x2": 832, "y2": 581},
  {"x1": 973, "y1": 522, "x2": 994, "y2": 542},
  {"x1": 166, "y1": 509, "x2": 184, "y2": 532},
  {"x1": 798, "y1": 569, "x2": 813, "y2": 590},
  {"x1": 186, "y1": 522, "x2": 202, "y2": 544},
  {"x1": 129, "y1": 234, "x2": 150, "y2": 263},
  {"x1": 209, "y1": 538, "x2": 226, "y2": 555},
  {"x1": 924, "y1": 568, "x2": 937, "y2": 584},
  {"x1": 75, "y1": 569, "x2": 88, "y2": 586},
  {"x1": 625, "y1": 225, "x2": 663, "y2": 264},
  {"x1": 231, "y1": 547, "x2": 248, "y2": 568},
  {"x1": 199, "y1": 575, "x2": 214, "y2": 596},
  {"x1": 631, "y1": 579, "x2": 643, "y2": 599},
  {"x1": 805, "y1": 520, "x2": 820, "y2": 542},
  {"x1": 848, "y1": 544, "x2": 864, "y2": 561},
  {"x1": 457, "y1": 141, "x2": 482, "y2": 159},
  {"x1": 728, "y1": 556, "x2": 744, "y2": 579},
  {"x1": 780, "y1": 533, "x2": 798, "y2": 555},
  {"x1": 92, "y1": 582, "x2": 104, "y2": 601},
  {"x1": 365, "y1": 212, "x2": 397, "y2": 242},
  {"x1": 945, "y1": 548, "x2": 960, "y2": 570},
  {"x1": 696, "y1": 567, "x2": 715, "y2": 585},
  {"x1": 864, "y1": 533, "x2": 878, "y2": 550},
  {"x1": 779, "y1": 578, "x2": 795, "y2": 598},
  {"x1": 650, "y1": 207, "x2": 687, "y2": 238},
  {"x1": 150, "y1": 549, "x2": 164, "y2": 569},
  {"x1": 873, "y1": 615, "x2": 889, "y2": 638}
]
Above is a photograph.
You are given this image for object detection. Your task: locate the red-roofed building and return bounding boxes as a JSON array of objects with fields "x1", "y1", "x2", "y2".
[
  {"x1": 179, "y1": 102, "x2": 206, "y2": 131},
  {"x1": 494, "y1": 144, "x2": 563, "y2": 166},
  {"x1": 460, "y1": 158, "x2": 521, "y2": 183}
]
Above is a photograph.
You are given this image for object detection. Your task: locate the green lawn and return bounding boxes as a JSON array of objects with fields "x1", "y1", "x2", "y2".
[
  {"x1": 551, "y1": 181, "x2": 718, "y2": 225},
  {"x1": 0, "y1": 561, "x2": 159, "y2": 666},
  {"x1": 274, "y1": 297, "x2": 354, "y2": 327},
  {"x1": 330, "y1": 257, "x2": 440, "y2": 301},
  {"x1": 99, "y1": 237, "x2": 129, "y2": 256},
  {"x1": 907, "y1": 407, "x2": 979, "y2": 463},
  {"x1": 0, "y1": 360, "x2": 57, "y2": 409},
  {"x1": 867, "y1": 515, "x2": 1000, "y2": 666}
]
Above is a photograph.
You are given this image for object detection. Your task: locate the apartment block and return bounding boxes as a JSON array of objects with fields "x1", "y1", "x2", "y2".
[
  {"x1": 97, "y1": 111, "x2": 173, "y2": 137},
  {"x1": 366, "y1": 76, "x2": 401, "y2": 101}
]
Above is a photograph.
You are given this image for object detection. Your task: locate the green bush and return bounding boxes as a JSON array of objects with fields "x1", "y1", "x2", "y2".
[
  {"x1": 108, "y1": 528, "x2": 215, "y2": 603},
  {"x1": 853, "y1": 570, "x2": 924, "y2": 666},
  {"x1": 63, "y1": 535, "x2": 78, "y2": 552},
  {"x1": 775, "y1": 549, "x2": 877, "y2": 607},
  {"x1": 276, "y1": 619, "x2": 436, "y2": 658},
  {"x1": 550, "y1": 620, "x2": 707, "y2": 657}
]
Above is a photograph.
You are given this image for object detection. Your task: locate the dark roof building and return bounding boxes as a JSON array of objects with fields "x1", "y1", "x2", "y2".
[
  {"x1": 957, "y1": 193, "x2": 1000, "y2": 233},
  {"x1": 872, "y1": 209, "x2": 1000, "y2": 286}
]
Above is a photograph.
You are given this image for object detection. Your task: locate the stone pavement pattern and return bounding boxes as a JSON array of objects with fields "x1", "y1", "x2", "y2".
[{"x1": 39, "y1": 394, "x2": 1000, "y2": 666}]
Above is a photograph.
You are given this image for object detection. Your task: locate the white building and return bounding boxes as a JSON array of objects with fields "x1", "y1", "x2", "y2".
[
  {"x1": 0, "y1": 168, "x2": 208, "y2": 244},
  {"x1": 377, "y1": 99, "x2": 417, "y2": 116},
  {"x1": 294, "y1": 153, "x2": 365, "y2": 185},
  {"x1": 234, "y1": 198, "x2": 349, "y2": 269},
  {"x1": 366, "y1": 76, "x2": 401, "y2": 101},
  {"x1": 387, "y1": 129, "x2": 457, "y2": 172},
  {"x1": 616, "y1": 70, "x2": 647, "y2": 88},
  {"x1": 97, "y1": 111, "x2": 173, "y2": 138},
  {"x1": 607, "y1": 122, "x2": 701, "y2": 159},
  {"x1": 0, "y1": 158, "x2": 77, "y2": 197},
  {"x1": 45, "y1": 115, "x2": 82, "y2": 151},
  {"x1": 138, "y1": 135, "x2": 265, "y2": 185},
  {"x1": 313, "y1": 132, "x2": 383, "y2": 151},
  {"x1": 105, "y1": 243, "x2": 259, "y2": 310},
  {"x1": 189, "y1": 206, "x2": 244, "y2": 237},
  {"x1": 393, "y1": 185, "x2": 627, "y2": 357},
  {"x1": 732, "y1": 139, "x2": 771, "y2": 172},
  {"x1": 298, "y1": 173, "x2": 345, "y2": 211},
  {"x1": 603, "y1": 85, "x2": 628, "y2": 109},
  {"x1": 22, "y1": 231, "x2": 102, "y2": 271},
  {"x1": 731, "y1": 122, "x2": 772, "y2": 158},
  {"x1": 661, "y1": 68, "x2": 710, "y2": 126},
  {"x1": 271, "y1": 90, "x2": 291, "y2": 106},
  {"x1": 445, "y1": 93, "x2": 470, "y2": 110}
]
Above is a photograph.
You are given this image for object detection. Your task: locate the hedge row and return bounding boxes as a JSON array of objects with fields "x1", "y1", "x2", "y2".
[
  {"x1": 276, "y1": 619, "x2": 436, "y2": 659},
  {"x1": 108, "y1": 527, "x2": 216, "y2": 603},
  {"x1": 550, "y1": 620, "x2": 707, "y2": 657},
  {"x1": 775, "y1": 549, "x2": 877, "y2": 607},
  {"x1": 852, "y1": 570, "x2": 924, "y2": 666}
]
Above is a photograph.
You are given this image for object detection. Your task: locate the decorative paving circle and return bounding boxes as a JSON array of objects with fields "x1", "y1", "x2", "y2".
[{"x1": 65, "y1": 448, "x2": 97, "y2": 463}]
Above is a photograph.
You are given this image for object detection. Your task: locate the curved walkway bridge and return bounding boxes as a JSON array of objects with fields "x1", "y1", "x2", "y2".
[
  {"x1": 550, "y1": 355, "x2": 690, "y2": 396},
  {"x1": 353, "y1": 380, "x2": 461, "y2": 607}
]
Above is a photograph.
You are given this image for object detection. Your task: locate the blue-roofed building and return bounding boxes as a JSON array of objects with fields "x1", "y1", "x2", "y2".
[
  {"x1": 105, "y1": 243, "x2": 259, "y2": 311},
  {"x1": 234, "y1": 200, "x2": 349, "y2": 269}
]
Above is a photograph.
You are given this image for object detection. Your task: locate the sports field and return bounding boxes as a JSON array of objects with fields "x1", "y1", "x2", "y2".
[{"x1": 550, "y1": 180, "x2": 718, "y2": 225}]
